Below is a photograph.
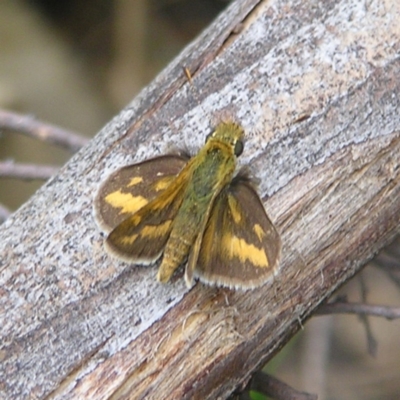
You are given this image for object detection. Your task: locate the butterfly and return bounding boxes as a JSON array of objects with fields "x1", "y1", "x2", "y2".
[{"x1": 94, "y1": 122, "x2": 281, "y2": 289}]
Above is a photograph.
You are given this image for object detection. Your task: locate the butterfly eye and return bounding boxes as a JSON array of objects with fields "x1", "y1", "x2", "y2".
[
  {"x1": 205, "y1": 132, "x2": 213, "y2": 143},
  {"x1": 234, "y1": 139, "x2": 244, "y2": 156}
]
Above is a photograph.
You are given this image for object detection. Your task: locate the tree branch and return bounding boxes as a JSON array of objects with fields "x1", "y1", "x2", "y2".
[{"x1": 1, "y1": 0, "x2": 400, "y2": 399}]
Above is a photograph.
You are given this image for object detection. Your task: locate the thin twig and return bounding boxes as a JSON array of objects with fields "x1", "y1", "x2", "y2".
[
  {"x1": 0, "y1": 161, "x2": 59, "y2": 180},
  {"x1": 250, "y1": 372, "x2": 318, "y2": 400},
  {"x1": 316, "y1": 300, "x2": 400, "y2": 320},
  {"x1": 0, "y1": 203, "x2": 11, "y2": 223},
  {"x1": 358, "y1": 273, "x2": 378, "y2": 356},
  {"x1": 372, "y1": 237, "x2": 400, "y2": 288},
  {"x1": 300, "y1": 317, "x2": 332, "y2": 398},
  {"x1": 0, "y1": 109, "x2": 89, "y2": 152}
]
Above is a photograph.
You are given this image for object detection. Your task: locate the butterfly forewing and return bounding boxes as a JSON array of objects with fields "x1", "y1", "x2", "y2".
[
  {"x1": 94, "y1": 155, "x2": 187, "y2": 233},
  {"x1": 192, "y1": 179, "x2": 281, "y2": 289},
  {"x1": 105, "y1": 174, "x2": 189, "y2": 264}
]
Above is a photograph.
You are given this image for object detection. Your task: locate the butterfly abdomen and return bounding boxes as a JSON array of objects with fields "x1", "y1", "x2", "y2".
[{"x1": 157, "y1": 231, "x2": 193, "y2": 282}]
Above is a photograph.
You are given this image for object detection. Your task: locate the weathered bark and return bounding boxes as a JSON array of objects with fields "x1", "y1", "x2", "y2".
[{"x1": 1, "y1": 0, "x2": 399, "y2": 399}]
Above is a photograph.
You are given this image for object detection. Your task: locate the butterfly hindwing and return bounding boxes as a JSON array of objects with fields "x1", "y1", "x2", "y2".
[
  {"x1": 189, "y1": 178, "x2": 281, "y2": 289},
  {"x1": 94, "y1": 155, "x2": 187, "y2": 233}
]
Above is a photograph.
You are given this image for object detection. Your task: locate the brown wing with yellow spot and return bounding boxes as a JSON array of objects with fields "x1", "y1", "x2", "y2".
[
  {"x1": 94, "y1": 155, "x2": 187, "y2": 233},
  {"x1": 187, "y1": 178, "x2": 281, "y2": 289},
  {"x1": 105, "y1": 170, "x2": 190, "y2": 264}
]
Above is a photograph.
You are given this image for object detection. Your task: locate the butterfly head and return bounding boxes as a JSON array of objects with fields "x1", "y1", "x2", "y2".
[{"x1": 206, "y1": 122, "x2": 245, "y2": 157}]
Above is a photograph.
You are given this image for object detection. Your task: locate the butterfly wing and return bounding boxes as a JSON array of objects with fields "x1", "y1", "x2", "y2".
[
  {"x1": 187, "y1": 178, "x2": 281, "y2": 289},
  {"x1": 105, "y1": 169, "x2": 191, "y2": 264},
  {"x1": 94, "y1": 155, "x2": 187, "y2": 233}
]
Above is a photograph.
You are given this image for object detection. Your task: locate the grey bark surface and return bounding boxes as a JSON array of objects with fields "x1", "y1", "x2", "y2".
[{"x1": 1, "y1": 0, "x2": 400, "y2": 399}]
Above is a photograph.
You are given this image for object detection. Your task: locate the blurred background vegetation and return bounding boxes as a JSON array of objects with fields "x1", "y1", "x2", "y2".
[{"x1": 0, "y1": 1, "x2": 399, "y2": 399}]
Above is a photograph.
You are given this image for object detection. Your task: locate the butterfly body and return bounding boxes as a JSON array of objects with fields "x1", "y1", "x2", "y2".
[
  {"x1": 94, "y1": 122, "x2": 281, "y2": 289},
  {"x1": 158, "y1": 129, "x2": 238, "y2": 282}
]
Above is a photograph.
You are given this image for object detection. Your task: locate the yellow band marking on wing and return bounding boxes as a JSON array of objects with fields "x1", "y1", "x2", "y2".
[
  {"x1": 253, "y1": 224, "x2": 265, "y2": 242},
  {"x1": 128, "y1": 176, "x2": 143, "y2": 186},
  {"x1": 153, "y1": 176, "x2": 175, "y2": 191},
  {"x1": 105, "y1": 191, "x2": 148, "y2": 214},
  {"x1": 227, "y1": 195, "x2": 242, "y2": 223},
  {"x1": 121, "y1": 220, "x2": 172, "y2": 245},
  {"x1": 141, "y1": 220, "x2": 172, "y2": 238},
  {"x1": 223, "y1": 233, "x2": 269, "y2": 268},
  {"x1": 121, "y1": 233, "x2": 138, "y2": 245}
]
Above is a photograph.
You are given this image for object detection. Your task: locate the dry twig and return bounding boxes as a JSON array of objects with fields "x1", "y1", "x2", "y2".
[
  {"x1": 316, "y1": 300, "x2": 400, "y2": 320},
  {"x1": 248, "y1": 372, "x2": 318, "y2": 400},
  {"x1": 372, "y1": 237, "x2": 400, "y2": 288},
  {"x1": 0, "y1": 203, "x2": 10, "y2": 223},
  {"x1": 0, "y1": 161, "x2": 59, "y2": 180},
  {"x1": 0, "y1": 109, "x2": 88, "y2": 152}
]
